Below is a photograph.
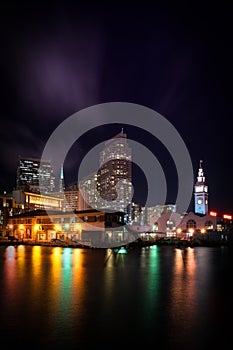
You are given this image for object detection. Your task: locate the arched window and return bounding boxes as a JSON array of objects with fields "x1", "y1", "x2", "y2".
[
  {"x1": 153, "y1": 222, "x2": 158, "y2": 231},
  {"x1": 186, "y1": 219, "x2": 196, "y2": 229}
]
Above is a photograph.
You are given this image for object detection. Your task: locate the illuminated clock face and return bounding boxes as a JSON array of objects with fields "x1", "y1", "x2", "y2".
[{"x1": 197, "y1": 198, "x2": 203, "y2": 205}]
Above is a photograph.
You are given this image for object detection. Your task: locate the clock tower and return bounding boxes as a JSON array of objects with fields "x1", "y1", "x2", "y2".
[{"x1": 194, "y1": 160, "x2": 208, "y2": 215}]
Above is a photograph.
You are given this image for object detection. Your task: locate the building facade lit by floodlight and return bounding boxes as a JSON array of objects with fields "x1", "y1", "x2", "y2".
[{"x1": 96, "y1": 129, "x2": 132, "y2": 213}]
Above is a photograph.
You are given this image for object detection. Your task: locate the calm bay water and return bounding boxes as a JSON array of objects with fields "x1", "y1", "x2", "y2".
[{"x1": 0, "y1": 244, "x2": 232, "y2": 349}]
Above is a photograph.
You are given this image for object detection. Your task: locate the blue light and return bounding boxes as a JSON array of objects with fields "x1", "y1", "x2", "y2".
[{"x1": 113, "y1": 246, "x2": 127, "y2": 254}]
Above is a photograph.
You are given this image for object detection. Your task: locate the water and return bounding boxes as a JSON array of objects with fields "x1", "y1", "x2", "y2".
[{"x1": 0, "y1": 244, "x2": 232, "y2": 349}]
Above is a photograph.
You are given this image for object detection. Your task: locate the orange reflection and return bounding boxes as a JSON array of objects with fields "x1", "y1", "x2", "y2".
[
  {"x1": 168, "y1": 247, "x2": 198, "y2": 336},
  {"x1": 46, "y1": 247, "x2": 86, "y2": 328},
  {"x1": 17, "y1": 245, "x2": 26, "y2": 278},
  {"x1": 71, "y1": 248, "x2": 85, "y2": 296},
  {"x1": 32, "y1": 245, "x2": 42, "y2": 276},
  {"x1": 29, "y1": 246, "x2": 43, "y2": 303}
]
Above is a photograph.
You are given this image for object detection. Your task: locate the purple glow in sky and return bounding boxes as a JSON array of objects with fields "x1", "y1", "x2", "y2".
[{"x1": 0, "y1": 2, "x2": 232, "y2": 213}]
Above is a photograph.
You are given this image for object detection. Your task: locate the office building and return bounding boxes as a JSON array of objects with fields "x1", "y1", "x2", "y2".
[
  {"x1": 16, "y1": 156, "x2": 55, "y2": 194},
  {"x1": 96, "y1": 129, "x2": 132, "y2": 212}
]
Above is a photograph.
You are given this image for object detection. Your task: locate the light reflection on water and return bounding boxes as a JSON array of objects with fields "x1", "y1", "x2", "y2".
[{"x1": 0, "y1": 245, "x2": 232, "y2": 349}]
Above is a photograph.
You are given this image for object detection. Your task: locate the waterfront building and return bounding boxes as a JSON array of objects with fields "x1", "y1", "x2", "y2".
[
  {"x1": 194, "y1": 160, "x2": 208, "y2": 215},
  {"x1": 96, "y1": 129, "x2": 132, "y2": 213},
  {"x1": 214, "y1": 213, "x2": 233, "y2": 237},
  {"x1": 7, "y1": 208, "x2": 132, "y2": 247},
  {"x1": 16, "y1": 156, "x2": 55, "y2": 193},
  {"x1": 0, "y1": 193, "x2": 23, "y2": 236},
  {"x1": 137, "y1": 210, "x2": 218, "y2": 239}
]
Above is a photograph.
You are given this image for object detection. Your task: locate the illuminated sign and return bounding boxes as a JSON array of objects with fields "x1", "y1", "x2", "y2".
[
  {"x1": 210, "y1": 211, "x2": 217, "y2": 217},
  {"x1": 223, "y1": 214, "x2": 232, "y2": 220}
]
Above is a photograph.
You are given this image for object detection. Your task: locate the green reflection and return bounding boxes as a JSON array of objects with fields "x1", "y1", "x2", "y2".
[
  {"x1": 145, "y1": 246, "x2": 160, "y2": 316},
  {"x1": 61, "y1": 248, "x2": 73, "y2": 289},
  {"x1": 51, "y1": 248, "x2": 73, "y2": 338}
]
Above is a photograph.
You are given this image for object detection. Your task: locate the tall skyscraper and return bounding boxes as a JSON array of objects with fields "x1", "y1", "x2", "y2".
[
  {"x1": 16, "y1": 156, "x2": 55, "y2": 194},
  {"x1": 96, "y1": 129, "x2": 132, "y2": 212},
  {"x1": 194, "y1": 160, "x2": 208, "y2": 215}
]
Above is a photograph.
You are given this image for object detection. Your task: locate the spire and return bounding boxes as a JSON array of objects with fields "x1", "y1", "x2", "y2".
[
  {"x1": 197, "y1": 160, "x2": 205, "y2": 183},
  {"x1": 60, "y1": 165, "x2": 64, "y2": 180},
  {"x1": 59, "y1": 164, "x2": 65, "y2": 192},
  {"x1": 111, "y1": 129, "x2": 126, "y2": 141}
]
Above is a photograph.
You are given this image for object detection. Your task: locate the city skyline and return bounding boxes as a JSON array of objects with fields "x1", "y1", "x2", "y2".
[
  {"x1": 0, "y1": 2, "x2": 232, "y2": 214},
  {"x1": 2, "y1": 132, "x2": 231, "y2": 219}
]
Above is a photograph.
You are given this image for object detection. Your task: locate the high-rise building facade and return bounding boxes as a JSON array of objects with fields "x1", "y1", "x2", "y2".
[
  {"x1": 78, "y1": 172, "x2": 98, "y2": 210},
  {"x1": 16, "y1": 156, "x2": 55, "y2": 194},
  {"x1": 96, "y1": 129, "x2": 132, "y2": 212}
]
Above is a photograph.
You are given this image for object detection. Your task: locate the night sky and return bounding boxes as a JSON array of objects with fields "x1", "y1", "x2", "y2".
[{"x1": 0, "y1": 2, "x2": 232, "y2": 214}]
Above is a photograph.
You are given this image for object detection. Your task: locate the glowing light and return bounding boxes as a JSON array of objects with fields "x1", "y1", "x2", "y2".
[
  {"x1": 210, "y1": 211, "x2": 217, "y2": 217},
  {"x1": 201, "y1": 228, "x2": 206, "y2": 234},
  {"x1": 55, "y1": 224, "x2": 62, "y2": 231},
  {"x1": 188, "y1": 228, "x2": 194, "y2": 234},
  {"x1": 150, "y1": 245, "x2": 157, "y2": 250},
  {"x1": 9, "y1": 224, "x2": 13, "y2": 229},
  {"x1": 7, "y1": 246, "x2": 15, "y2": 260},
  {"x1": 34, "y1": 224, "x2": 40, "y2": 231},
  {"x1": 223, "y1": 214, "x2": 232, "y2": 220},
  {"x1": 176, "y1": 228, "x2": 182, "y2": 234},
  {"x1": 114, "y1": 246, "x2": 127, "y2": 254},
  {"x1": 118, "y1": 247, "x2": 127, "y2": 254},
  {"x1": 74, "y1": 223, "x2": 81, "y2": 231}
]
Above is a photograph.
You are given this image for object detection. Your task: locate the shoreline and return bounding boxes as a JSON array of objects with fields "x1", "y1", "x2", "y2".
[{"x1": 0, "y1": 238, "x2": 232, "y2": 249}]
